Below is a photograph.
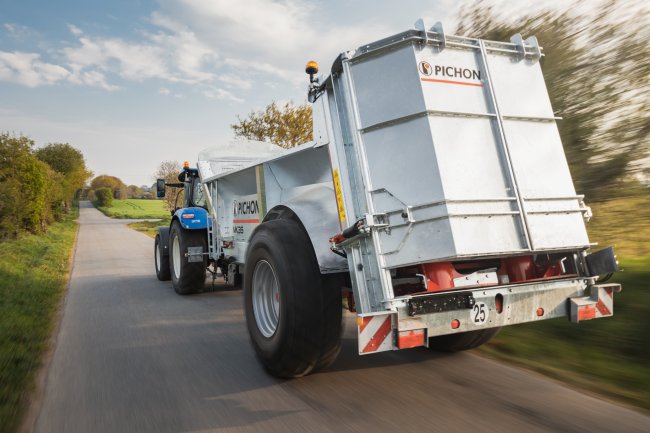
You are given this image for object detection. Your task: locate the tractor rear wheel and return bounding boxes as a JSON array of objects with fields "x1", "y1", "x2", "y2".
[{"x1": 169, "y1": 221, "x2": 206, "y2": 295}]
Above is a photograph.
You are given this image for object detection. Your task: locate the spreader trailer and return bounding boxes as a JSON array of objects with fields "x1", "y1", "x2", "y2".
[{"x1": 158, "y1": 21, "x2": 621, "y2": 378}]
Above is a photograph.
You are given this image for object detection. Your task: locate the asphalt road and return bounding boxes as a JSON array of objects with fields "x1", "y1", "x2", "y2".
[{"x1": 33, "y1": 202, "x2": 649, "y2": 433}]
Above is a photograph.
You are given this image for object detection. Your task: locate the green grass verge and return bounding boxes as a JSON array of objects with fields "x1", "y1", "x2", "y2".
[
  {"x1": 127, "y1": 218, "x2": 171, "y2": 239},
  {"x1": 478, "y1": 195, "x2": 650, "y2": 411},
  {"x1": 96, "y1": 199, "x2": 169, "y2": 219},
  {"x1": 0, "y1": 209, "x2": 79, "y2": 433}
]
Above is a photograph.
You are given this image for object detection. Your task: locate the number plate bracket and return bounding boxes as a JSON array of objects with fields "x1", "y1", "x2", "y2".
[{"x1": 407, "y1": 292, "x2": 475, "y2": 317}]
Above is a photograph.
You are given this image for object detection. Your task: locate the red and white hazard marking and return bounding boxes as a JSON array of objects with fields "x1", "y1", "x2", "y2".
[
  {"x1": 595, "y1": 286, "x2": 614, "y2": 318},
  {"x1": 358, "y1": 314, "x2": 395, "y2": 354}
]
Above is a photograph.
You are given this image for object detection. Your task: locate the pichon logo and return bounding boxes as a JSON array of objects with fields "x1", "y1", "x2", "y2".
[
  {"x1": 233, "y1": 199, "x2": 259, "y2": 216},
  {"x1": 418, "y1": 61, "x2": 432, "y2": 76},
  {"x1": 418, "y1": 63, "x2": 482, "y2": 81}
]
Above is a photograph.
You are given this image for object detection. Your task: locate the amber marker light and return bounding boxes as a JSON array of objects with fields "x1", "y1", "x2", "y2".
[
  {"x1": 305, "y1": 60, "x2": 319, "y2": 82},
  {"x1": 183, "y1": 161, "x2": 190, "y2": 168}
]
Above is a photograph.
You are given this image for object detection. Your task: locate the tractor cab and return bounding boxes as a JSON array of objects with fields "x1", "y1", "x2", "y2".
[{"x1": 156, "y1": 162, "x2": 207, "y2": 213}]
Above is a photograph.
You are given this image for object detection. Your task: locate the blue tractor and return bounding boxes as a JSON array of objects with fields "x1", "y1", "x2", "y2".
[{"x1": 154, "y1": 164, "x2": 212, "y2": 294}]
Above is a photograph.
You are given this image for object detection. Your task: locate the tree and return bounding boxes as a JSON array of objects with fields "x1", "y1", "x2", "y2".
[
  {"x1": 35, "y1": 142, "x2": 93, "y2": 211},
  {"x1": 90, "y1": 175, "x2": 128, "y2": 200},
  {"x1": 94, "y1": 187, "x2": 113, "y2": 207},
  {"x1": 127, "y1": 185, "x2": 145, "y2": 199},
  {"x1": 455, "y1": 0, "x2": 650, "y2": 200},
  {"x1": 231, "y1": 101, "x2": 312, "y2": 149},
  {"x1": 0, "y1": 133, "x2": 63, "y2": 238},
  {"x1": 154, "y1": 160, "x2": 183, "y2": 211}
]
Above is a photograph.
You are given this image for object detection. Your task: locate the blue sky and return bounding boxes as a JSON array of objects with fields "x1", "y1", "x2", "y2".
[{"x1": 1, "y1": 0, "x2": 592, "y2": 186}]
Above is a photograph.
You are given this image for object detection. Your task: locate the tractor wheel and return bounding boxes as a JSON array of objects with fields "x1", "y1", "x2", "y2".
[
  {"x1": 169, "y1": 221, "x2": 206, "y2": 295},
  {"x1": 244, "y1": 218, "x2": 342, "y2": 378},
  {"x1": 154, "y1": 232, "x2": 171, "y2": 281}
]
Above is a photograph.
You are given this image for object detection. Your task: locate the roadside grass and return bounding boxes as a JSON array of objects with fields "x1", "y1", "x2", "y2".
[
  {"x1": 96, "y1": 199, "x2": 168, "y2": 219},
  {"x1": 128, "y1": 219, "x2": 171, "y2": 238},
  {"x1": 0, "y1": 209, "x2": 78, "y2": 433},
  {"x1": 478, "y1": 195, "x2": 650, "y2": 411}
]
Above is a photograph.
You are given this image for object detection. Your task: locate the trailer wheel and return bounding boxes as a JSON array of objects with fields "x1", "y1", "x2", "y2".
[
  {"x1": 428, "y1": 327, "x2": 500, "y2": 352},
  {"x1": 154, "y1": 233, "x2": 171, "y2": 281},
  {"x1": 244, "y1": 219, "x2": 342, "y2": 378},
  {"x1": 169, "y1": 221, "x2": 206, "y2": 295}
]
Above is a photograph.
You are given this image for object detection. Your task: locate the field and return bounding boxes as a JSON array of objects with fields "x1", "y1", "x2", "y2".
[
  {"x1": 96, "y1": 199, "x2": 169, "y2": 219},
  {"x1": 128, "y1": 219, "x2": 171, "y2": 238},
  {"x1": 0, "y1": 209, "x2": 78, "y2": 433},
  {"x1": 479, "y1": 195, "x2": 650, "y2": 411}
]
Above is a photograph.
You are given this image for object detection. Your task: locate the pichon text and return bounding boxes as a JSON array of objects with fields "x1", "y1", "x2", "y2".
[
  {"x1": 233, "y1": 199, "x2": 259, "y2": 216},
  {"x1": 434, "y1": 65, "x2": 481, "y2": 80}
]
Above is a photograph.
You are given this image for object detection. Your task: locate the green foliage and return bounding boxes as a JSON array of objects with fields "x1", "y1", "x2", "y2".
[
  {"x1": 480, "y1": 196, "x2": 650, "y2": 410},
  {"x1": 455, "y1": 0, "x2": 650, "y2": 201},
  {"x1": 128, "y1": 219, "x2": 171, "y2": 238},
  {"x1": 90, "y1": 175, "x2": 128, "y2": 200},
  {"x1": 35, "y1": 142, "x2": 92, "y2": 210},
  {"x1": 0, "y1": 208, "x2": 77, "y2": 433},
  {"x1": 95, "y1": 199, "x2": 168, "y2": 219},
  {"x1": 231, "y1": 101, "x2": 312, "y2": 149},
  {"x1": 127, "y1": 184, "x2": 152, "y2": 199},
  {"x1": 0, "y1": 133, "x2": 70, "y2": 238},
  {"x1": 94, "y1": 187, "x2": 113, "y2": 207}
]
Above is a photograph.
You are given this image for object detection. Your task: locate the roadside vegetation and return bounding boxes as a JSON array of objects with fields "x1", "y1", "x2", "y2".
[
  {"x1": 93, "y1": 197, "x2": 171, "y2": 237},
  {"x1": 94, "y1": 199, "x2": 169, "y2": 219},
  {"x1": 0, "y1": 132, "x2": 90, "y2": 433},
  {"x1": 0, "y1": 209, "x2": 78, "y2": 433},
  {"x1": 127, "y1": 219, "x2": 171, "y2": 238},
  {"x1": 479, "y1": 195, "x2": 650, "y2": 411},
  {"x1": 0, "y1": 134, "x2": 91, "y2": 239}
]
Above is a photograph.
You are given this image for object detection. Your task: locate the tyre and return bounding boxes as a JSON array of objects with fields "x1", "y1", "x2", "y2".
[
  {"x1": 244, "y1": 218, "x2": 342, "y2": 378},
  {"x1": 154, "y1": 233, "x2": 171, "y2": 281},
  {"x1": 169, "y1": 221, "x2": 207, "y2": 295},
  {"x1": 428, "y1": 327, "x2": 500, "y2": 352}
]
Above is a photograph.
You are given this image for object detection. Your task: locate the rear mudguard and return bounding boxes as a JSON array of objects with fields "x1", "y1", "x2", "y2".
[{"x1": 173, "y1": 207, "x2": 209, "y2": 230}]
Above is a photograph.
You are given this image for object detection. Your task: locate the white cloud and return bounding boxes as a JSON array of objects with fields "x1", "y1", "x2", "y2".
[
  {"x1": 0, "y1": 51, "x2": 70, "y2": 87},
  {"x1": 216, "y1": 73, "x2": 252, "y2": 90},
  {"x1": 68, "y1": 69, "x2": 118, "y2": 91},
  {"x1": 176, "y1": 0, "x2": 315, "y2": 56},
  {"x1": 62, "y1": 36, "x2": 170, "y2": 81},
  {"x1": 202, "y1": 86, "x2": 244, "y2": 103},
  {"x1": 67, "y1": 24, "x2": 83, "y2": 37},
  {"x1": 3, "y1": 23, "x2": 37, "y2": 40},
  {"x1": 60, "y1": 18, "x2": 220, "y2": 88},
  {"x1": 158, "y1": 87, "x2": 171, "y2": 95},
  {"x1": 0, "y1": 1, "x2": 457, "y2": 97}
]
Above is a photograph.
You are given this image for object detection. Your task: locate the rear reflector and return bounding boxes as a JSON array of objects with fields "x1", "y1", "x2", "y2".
[
  {"x1": 451, "y1": 319, "x2": 460, "y2": 329},
  {"x1": 398, "y1": 329, "x2": 426, "y2": 349},
  {"x1": 578, "y1": 305, "x2": 596, "y2": 321},
  {"x1": 536, "y1": 307, "x2": 544, "y2": 316},
  {"x1": 182, "y1": 214, "x2": 195, "y2": 219}
]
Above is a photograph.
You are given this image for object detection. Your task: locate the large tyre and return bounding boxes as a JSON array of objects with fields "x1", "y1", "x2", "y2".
[
  {"x1": 154, "y1": 233, "x2": 171, "y2": 281},
  {"x1": 428, "y1": 327, "x2": 500, "y2": 352},
  {"x1": 244, "y1": 218, "x2": 342, "y2": 378},
  {"x1": 169, "y1": 221, "x2": 207, "y2": 295}
]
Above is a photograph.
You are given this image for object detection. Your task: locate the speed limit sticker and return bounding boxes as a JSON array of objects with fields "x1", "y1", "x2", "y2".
[{"x1": 471, "y1": 302, "x2": 489, "y2": 325}]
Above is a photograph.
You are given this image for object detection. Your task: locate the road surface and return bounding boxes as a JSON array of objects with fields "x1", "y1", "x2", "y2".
[{"x1": 33, "y1": 202, "x2": 649, "y2": 433}]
